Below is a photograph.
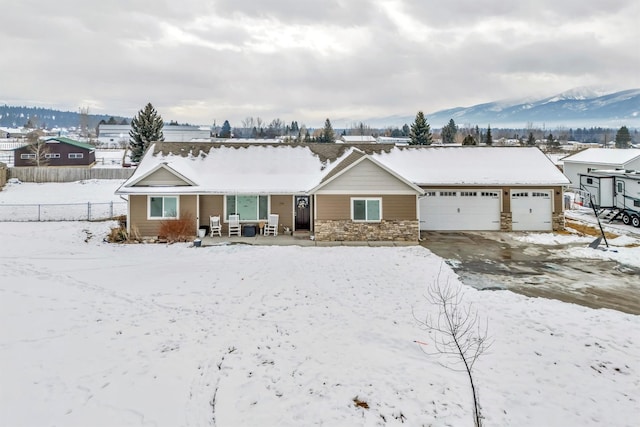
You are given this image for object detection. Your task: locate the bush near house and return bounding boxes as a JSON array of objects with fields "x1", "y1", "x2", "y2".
[{"x1": 158, "y1": 214, "x2": 195, "y2": 243}]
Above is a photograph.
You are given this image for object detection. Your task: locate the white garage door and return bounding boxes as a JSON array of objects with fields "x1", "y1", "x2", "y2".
[
  {"x1": 419, "y1": 190, "x2": 501, "y2": 231},
  {"x1": 511, "y1": 190, "x2": 553, "y2": 231}
]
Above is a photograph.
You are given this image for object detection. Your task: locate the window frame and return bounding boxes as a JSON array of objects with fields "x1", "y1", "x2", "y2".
[
  {"x1": 147, "y1": 195, "x2": 179, "y2": 220},
  {"x1": 20, "y1": 153, "x2": 36, "y2": 160},
  {"x1": 44, "y1": 153, "x2": 61, "y2": 159},
  {"x1": 224, "y1": 194, "x2": 269, "y2": 222},
  {"x1": 351, "y1": 197, "x2": 382, "y2": 222},
  {"x1": 68, "y1": 153, "x2": 84, "y2": 159}
]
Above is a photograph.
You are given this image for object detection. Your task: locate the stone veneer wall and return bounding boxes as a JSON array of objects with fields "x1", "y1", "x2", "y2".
[
  {"x1": 314, "y1": 219, "x2": 418, "y2": 241},
  {"x1": 552, "y1": 212, "x2": 565, "y2": 231},
  {"x1": 0, "y1": 162, "x2": 6, "y2": 190},
  {"x1": 501, "y1": 212, "x2": 565, "y2": 231},
  {"x1": 500, "y1": 212, "x2": 512, "y2": 231}
]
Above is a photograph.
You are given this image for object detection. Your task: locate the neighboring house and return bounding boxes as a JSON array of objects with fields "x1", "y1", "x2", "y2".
[
  {"x1": 14, "y1": 137, "x2": 96, "y2": 167},
  {"x1": 562, "y1": 148, "x2": 640, "y2": 189},
  {"x1": 340, "y1": 135, "x2": 377, "y2": 143},
  {"x1": 98, "y1": 124, "x2": 211, "y2": 146},
  {"x1": 115, "y1": 143, "x2": 569, "y2": 241}
]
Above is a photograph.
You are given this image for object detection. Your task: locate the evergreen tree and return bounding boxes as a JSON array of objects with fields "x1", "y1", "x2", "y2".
[
  {"x1": 615, "y1": 126, "x2": 631, "y2": 148},
  {"x1": 220, "y1": 120, "x2": 232, "y2": 138},
  {"x1": 409, "y1": 111, "x2": 432, "y2": 145},
  {"x1": 441, "y1": 118, "x2": 458, "y2": 144},
  {"x1": 485, "y1": 125, "x2": 493, "y2": 146},
  {"x1": 462, "y1": 134, "x2": 476, "y2": 145},
  {"x1": 527, "y1": 132, "x2": 536, "y2": 146},
  {"x1": 129, "y1": 102, "x2": 164, "y2": 163},
  {"x1": 319, "y1": 118, "x2": 335, "y2": 143},
  {"x1": 401, "y1": 123, "x2": 410, "y2": 137},
  {"x1": 107, "y1": 116, "x2": 118, "y2": 125}
]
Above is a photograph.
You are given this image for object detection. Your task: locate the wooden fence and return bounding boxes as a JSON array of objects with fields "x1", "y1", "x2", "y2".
[
  {"x1": 8, "y1": 167, "x2": 135, "y2": 182},
  {"x1": 0, "y1": 162, "x2": 7, "y2": 189}
]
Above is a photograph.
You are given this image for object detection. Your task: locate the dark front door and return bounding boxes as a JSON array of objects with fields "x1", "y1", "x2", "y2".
[{"x1": 295, "y1": 196, "x2": 311, "y2": 230}]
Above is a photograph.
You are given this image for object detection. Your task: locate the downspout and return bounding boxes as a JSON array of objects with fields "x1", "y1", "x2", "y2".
[{"x1": 196, "y1": 194, "x2": 200, "y2": 234}]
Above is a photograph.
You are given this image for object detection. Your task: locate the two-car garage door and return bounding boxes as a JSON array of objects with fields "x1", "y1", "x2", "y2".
[
  {"x1": 419, "y1": 190, "x2": 501, "y2": 231},
  {"x1": 419, "y1": 189, "x2": 554, "y2": 231}
]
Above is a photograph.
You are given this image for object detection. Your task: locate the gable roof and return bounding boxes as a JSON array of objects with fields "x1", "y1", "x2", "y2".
[
  {"x1": 561, "y1": 148, "x2": 640, "y2": 165},
  {"x1": 371, "y1": 146, "x2": 570, "y2": 186},
  {"x1": 310, "y1": 150, "x2": 424, "y2": 194},
  {"x1": 117, "y1": 143, "x2": 570, "y2": 195},
  {"x1": 45, "y1": 137, "x2": 95, "y2": 151}
]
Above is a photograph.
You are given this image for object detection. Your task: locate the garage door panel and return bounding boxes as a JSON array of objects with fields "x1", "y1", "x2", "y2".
[
  {"x1": 420, "y1": 190, "x2": 501, "y2": 231},
  {"x1": 511, "y1": 190, "x2": 552, "y2": 231}
]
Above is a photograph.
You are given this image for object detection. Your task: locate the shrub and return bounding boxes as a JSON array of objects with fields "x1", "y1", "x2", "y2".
[
  {"x1": 107, "y1": 226, "x2": 128, "y2": 243},
  {"x1": 158, "y1": 213, "x2": 195, "y2": 243}
]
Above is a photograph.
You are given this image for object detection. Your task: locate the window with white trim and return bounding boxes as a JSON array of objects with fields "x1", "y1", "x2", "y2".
[
  {"x1": 148, "y1": 196, "x2": 179, "y2": 219},
  {"x1": 20, "y1": 154, "x2": 36, "y2": 159},
  {"x1": 225, "y1": 195, "x2": 268, "y2": 221},
  {"x1": 351, "y1": 197, "x2": 381, "y2": 222},
  {"x1": 45, "y1": 153, "x2": 61, "y2": 159},
  {"x1": 68, "y1": 153, "x2": 84, "y2": 159}
]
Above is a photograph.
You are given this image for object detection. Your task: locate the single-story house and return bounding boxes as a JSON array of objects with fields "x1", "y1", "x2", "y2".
[
  {"x1": 14, "y1": 137, "x2": 96, "y2": 167},
  {"x1": 562, "y1": 148, "x2": 640, "y2": 189},
  {"x1": 115, "y1": 143, "x2": 569, "y2": 241}
]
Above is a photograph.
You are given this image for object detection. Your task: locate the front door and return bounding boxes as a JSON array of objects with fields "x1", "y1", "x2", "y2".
[{"x1": 295, "y1": 196, "x2": 310, "y2": 230}]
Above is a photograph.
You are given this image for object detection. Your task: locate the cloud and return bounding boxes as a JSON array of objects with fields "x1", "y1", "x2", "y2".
[{"x1": 1, "y1": 0, "x2": 639, "y2": 127}]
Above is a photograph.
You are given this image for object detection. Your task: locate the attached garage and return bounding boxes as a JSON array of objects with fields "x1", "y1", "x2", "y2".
[
  {"x1": 511, "y1": 190, "x2": 553, "y2": 231},
  {"x1": 420, "y1": 189, "x2": 501, "y2": 231}
]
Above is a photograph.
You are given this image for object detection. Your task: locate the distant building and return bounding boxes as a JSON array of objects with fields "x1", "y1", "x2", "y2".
[
  {"x1": 14, "y1": 137, "x2": 96, "y2": 167},
  {"x1": 97, "y1": 124, "x2": 211, "y2": 146},
  {"x1": 341, "y1": 135, "x2": 376, "y2": 143}
]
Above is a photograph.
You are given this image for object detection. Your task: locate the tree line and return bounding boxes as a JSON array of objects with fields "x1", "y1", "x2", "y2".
[{"x1": 128, "y1": 103, "x2": 638, "y2": 162}]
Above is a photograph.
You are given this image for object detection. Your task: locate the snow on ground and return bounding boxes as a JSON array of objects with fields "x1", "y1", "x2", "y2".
[
  {"x1": 0, "y1": 179, "x2": 125, "y2": 204},
  {"x1": 1, "y1": 221, "x2": 639, "y2": 427}
]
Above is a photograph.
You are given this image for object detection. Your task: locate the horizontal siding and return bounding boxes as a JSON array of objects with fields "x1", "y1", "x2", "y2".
[
  {"x1": 271, "y1": 195, "x2": 293, "y2": 230},
  {"x1": 130, "y1": 194, "x2": 198, "y2": 237},
  {"x1": 383, "y1": 195, "x2": 416, "y2": 219},
  {"x1": 136, "y1": 167, "x2": 190, "y2": 186},
  {"x1": 316, "y1": 194, "x2": 416, "y2": 220},
  {"x1": 199, "y1": 195, "x2": 224, "y2": 232},
  {"x1": 318, "y1": 159, "x2": 416, "y2": 194}
]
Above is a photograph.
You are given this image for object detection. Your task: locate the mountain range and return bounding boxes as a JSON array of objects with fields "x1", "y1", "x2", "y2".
[
  {"x1": 2, "y1": 88, "x2": 639, "y2": 131},
  {"x1": 371, "y1": 88, "x2": 640, "y2": 129}
]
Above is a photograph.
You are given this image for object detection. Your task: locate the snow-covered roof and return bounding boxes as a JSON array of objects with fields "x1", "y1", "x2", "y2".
[
  {"x1": 372, "y1": 146, "x2": 570, "y2": 186},
  {"x1": 341, "y1": 135, "x2": 376, "y2": 143},
  {"x1": 562, "y1": 148, "x2": 640, "y2": 165},
  {"x1": 118, "y1": 144, "x2": 347, "y2": 195},
  {"x1": 117, "y1": 144, "x2": 570, "y2": 195}
]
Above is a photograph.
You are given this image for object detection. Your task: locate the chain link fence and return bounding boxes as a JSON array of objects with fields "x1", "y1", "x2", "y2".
[{"x1": 0, "y1": 201, "x2": 126, "y2": 222}]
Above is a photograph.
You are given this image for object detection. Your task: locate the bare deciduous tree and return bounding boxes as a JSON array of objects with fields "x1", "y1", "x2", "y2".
[{"x1": 415, "y1": 271, "x2": 491, "y2": 427}]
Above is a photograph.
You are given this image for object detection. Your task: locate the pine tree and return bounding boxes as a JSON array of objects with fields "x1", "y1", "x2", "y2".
[
  {"x1": 615, "y1": 126, "x2": 631, "y2": 148},
  {"x1": 410, "y1": 111, "x2": 432, "y2": 145},
  {"x1": 442, "y1": 118, "x2": 458, "y2": 144},
  {"x1": 220, "y1": 120, "x2": 232, "y2": 138},
  {"x1": 527, "y1": 132, "x2": 536, "y2": 146},
  {"x1": 129, "y1": 103, "x2": 164, "y2": 162},
  {"x1": 485, "y1": 125, "x2": 493, "y2": 146},
  {"x1": 319, "y1": 118, "x2": 335, "y2": 143}
]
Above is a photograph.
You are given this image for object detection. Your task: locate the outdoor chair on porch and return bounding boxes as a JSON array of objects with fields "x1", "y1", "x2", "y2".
[
  {"x1": 228, "y1": 214, "x2": 241, "y2": 237},
  {"x1": 263, "y1": 214, "x2": 279, "y2": 236},
  {"x1": 210, "y1": 215, "x2": 222, "y2": 237}
]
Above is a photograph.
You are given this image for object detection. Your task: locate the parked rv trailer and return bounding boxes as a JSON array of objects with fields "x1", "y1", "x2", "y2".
[{"x1": 579, "y1": 169, "x2": 640, "y2": 227}]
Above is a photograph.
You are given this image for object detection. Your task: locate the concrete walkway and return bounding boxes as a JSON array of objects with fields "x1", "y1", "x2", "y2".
[{"x1": 198, "y1": 234, "x2": 417, "y2": 247}]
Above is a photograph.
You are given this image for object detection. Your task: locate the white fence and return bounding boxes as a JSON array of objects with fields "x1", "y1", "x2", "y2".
[{"x1": 0, "y1": 201, "x2": 127, "y2": 221}]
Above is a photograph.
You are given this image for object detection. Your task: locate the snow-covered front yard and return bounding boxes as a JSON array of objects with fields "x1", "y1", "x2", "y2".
[{"x1": 1, "y1": 220, "x2": 639, "y2": 427}]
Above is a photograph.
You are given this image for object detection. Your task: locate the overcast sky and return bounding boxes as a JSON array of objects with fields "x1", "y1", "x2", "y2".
[{"x1": 2, "y1": 0, "x2": 639, "y2": 127}]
